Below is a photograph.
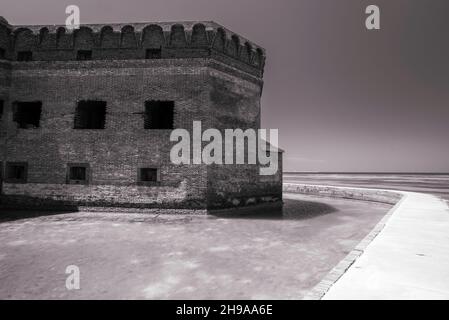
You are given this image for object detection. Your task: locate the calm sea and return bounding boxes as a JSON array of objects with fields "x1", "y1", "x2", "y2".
[{"x1": 283, "y1": 173, "x2": 449, "y2": 200}]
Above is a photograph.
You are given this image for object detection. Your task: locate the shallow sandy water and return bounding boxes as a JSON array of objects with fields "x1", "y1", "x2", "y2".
[{"x1": 0, "y1": 194, "x2": 390, "y2": 299}]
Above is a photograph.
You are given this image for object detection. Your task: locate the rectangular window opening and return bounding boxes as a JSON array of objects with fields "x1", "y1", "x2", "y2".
[
  {"x1": 138, "y1": 168, "x2": 159, "y2": 183},
  {"x1": 145, "y1": 48, "x2": 161, "y2": 59},
  {"x1": 0, "y1": 48, "x2": 5, "y2": 59},
  {"x1": 74, "y1": 100, "x2": 107, "y2": 129},
  {"x1": 13, "y1": 101, "x2": 42, "y2": 129},
  {"x1": 5, "y1": 162, "x2": 28, "y2": 183},
  {"x1": 17, "y1": 51, "x2": 33, "y2": 61},
  {"x1": 144, "y1": 100, "x2": 174, "y2": 129},
  {"x1": 67, "y1": 164, "x2": 89, "y2": 184},
  {"x1": 77, "y1": 50, "x2": 92, "y2": 61}
]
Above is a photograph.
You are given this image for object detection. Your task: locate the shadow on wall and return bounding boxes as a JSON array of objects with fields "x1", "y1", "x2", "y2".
[
  {"x1": 0, "y1": 199, "x2": 336, "y2": 222},
  {"x1": 0, "y1": 206, "x2": 79, "y2": 223},
  {"x1": 212, "y1": 199, "x2": 337, "y2": 220}
]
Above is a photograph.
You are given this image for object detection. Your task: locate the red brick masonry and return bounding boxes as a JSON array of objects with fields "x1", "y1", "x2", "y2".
[{"x1": 0, "y1": 17, "x2": 282, "y2": 212}]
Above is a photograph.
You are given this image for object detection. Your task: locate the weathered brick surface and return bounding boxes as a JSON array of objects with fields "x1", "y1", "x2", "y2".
[
  {"x1": 205, "y1": 68, "x2": 283, "y2": 209},
  {"x1": 0, "y1": 19, "x2": 264, "y2": 77},
  {"x1": 0, "y1": 17, "x2": 282, "y2": 212}
]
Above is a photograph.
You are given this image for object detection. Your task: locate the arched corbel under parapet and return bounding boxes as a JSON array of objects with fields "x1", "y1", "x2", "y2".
[
  {"x1": 38, "y1": 27, "x2": 48, "y2": 44},
  {"x1": 141, "y1": 24, "x2": 165, "y2": 48},
  {"x1": 0, "y1": 23, "x2": 12, "y2": 53},
  {"x1": 241, "y1": 42, "x2": 253, "y2": 64},
  {"x1": 190, "y1": 23, "x2": 208, "y2": 46},
  {"x1": 100, "y1": 25, "x2": 119, "y2": 48},
  {"x1": 74, "y1": 26, "x2": 94, "y2": 49},
  {"x1": 56, "y1": 27, "x2": 67, "y2": 48},
  {"x1": 13, "y1": 27, "x2": 35, "y2": 51},
  {"x1": 229, "y1": 34, "x2": 240, "y2": 57},
  {"x1": 120, "y1": 25, "x2": 137, "y2": 48},
  {"x1": 38, "y1": 27, "x2": 56, "y2": 49},
  {"x1": 254, "y1": 47, "x2": 265, "y2": 68},
  {"x1": 169, "y1": 24, "x2": 187, "y2": 47},
  {"x1": 212, "y1": 27, "x2": 226, "y2": 52}
]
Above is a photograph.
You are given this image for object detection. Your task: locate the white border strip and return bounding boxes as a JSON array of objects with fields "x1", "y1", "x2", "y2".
[{"x1": 282, "y1": 183, "x2": 406, "y2": 300}]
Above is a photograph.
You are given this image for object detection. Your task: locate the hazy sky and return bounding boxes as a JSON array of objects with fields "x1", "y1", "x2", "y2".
[{"x1": 3, "y1": 0, "x2": 449, "y2": 172}]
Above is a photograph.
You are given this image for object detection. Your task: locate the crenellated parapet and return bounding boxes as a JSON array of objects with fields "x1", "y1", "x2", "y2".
[{"x1": 0, "y1": 17, "x2": 265, "y2": 77}]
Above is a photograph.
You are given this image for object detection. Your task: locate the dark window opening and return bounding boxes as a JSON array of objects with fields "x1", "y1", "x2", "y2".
[
  {"x1": 77, "y1": 50, "x2": 92, "y2": 61},
  {"x1": 0, "y1": 48, "x2": 5, "y2": 59},
  {"x1": 139, "y1": 168, "x2": 159, "y2": 183},
  {"x1": 70, "y1": 167, "x2": 86, "y2": 180},
  {"x1": 144, "y1": 101, "x2": 174, "y2": 129},
  {"x1": 67, "y1": 164, "x2": 89, "y2": 184},
  {"x1": 74, "y1": 101, "x2": 106, "y2": 129},
  {"x1": 17, "y1": 51, "x2": 33, "y2": 61},
  {"x1": 0, "y1": 100, "x2": 3, "y2": 119},
  {"x1": 13, "y1": 101, "x2": 42, "y2": 129},
  {"x1": 145, "y1": 48, "x2": 161, "y2": 59},
  {"x1": 5, "y1": 162, "x2": 28, "y2": 183}
]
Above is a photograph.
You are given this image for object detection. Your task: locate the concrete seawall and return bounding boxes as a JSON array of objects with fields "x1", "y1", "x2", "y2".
[
  {"x1": 283, "y1": 183, "x2": 403, "y2": 205},
  {"x1": 284, "y1": 183, "x2": 449, "y2": 300}
]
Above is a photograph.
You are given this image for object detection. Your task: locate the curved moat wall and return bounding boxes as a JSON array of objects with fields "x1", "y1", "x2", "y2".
[
  {"x1": 1, "y1": 183, "x2": 399, "y2": 214},
  {"x1": 283, "y1": 183, "x2": 402, "y2": 205}
]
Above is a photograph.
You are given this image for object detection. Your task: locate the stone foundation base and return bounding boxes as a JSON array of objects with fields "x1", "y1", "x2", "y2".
[{"x1": 0, "y1": 195, "x2": 283, "y2": 215}]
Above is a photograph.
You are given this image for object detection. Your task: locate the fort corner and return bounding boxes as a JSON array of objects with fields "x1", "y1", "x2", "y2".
[{"x1": 0, "y1": 17, "x2": 283, "y2": 213}]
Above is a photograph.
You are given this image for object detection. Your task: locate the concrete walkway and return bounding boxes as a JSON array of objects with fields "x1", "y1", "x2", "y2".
[{"x1": 323, "y1": 191, "x2": 449, "y2": 299}]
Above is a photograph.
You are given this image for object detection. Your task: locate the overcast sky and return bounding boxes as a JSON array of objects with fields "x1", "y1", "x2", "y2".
[{"x1": 3, "y1": 0, "x2": 449, "y2": 172}]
